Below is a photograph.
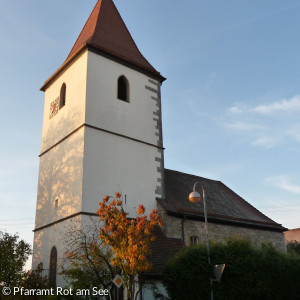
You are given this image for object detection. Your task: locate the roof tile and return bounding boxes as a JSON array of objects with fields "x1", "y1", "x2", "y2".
[
  {"x1": 161, "y1": 169, "x2": 286, "y2": 230},
  {"x1": 42, "y1": 0, "x2": 164, "y2": 90}
]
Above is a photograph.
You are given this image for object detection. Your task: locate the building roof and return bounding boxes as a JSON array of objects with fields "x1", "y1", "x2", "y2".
[
  {"x1": 41, "y1": 0, "x2": 164, "y2": 91},
  {"x1": 284, "y1": 228, "x2": 300, "y2": 242},
  {"x1": 143, "y1": 226, "x2": 185, "y2": 278},
  {"x1": 159, "y1": 169, "x2": 286, "y2": 232}
]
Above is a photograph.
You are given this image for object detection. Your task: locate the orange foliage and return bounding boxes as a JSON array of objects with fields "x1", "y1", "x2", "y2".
[
  {"x1": 97, "y1": 194, "x2": 162, "y2": 282},
  {"x1": 138, "y1": 204, "x2": 145, "y2": 215}
]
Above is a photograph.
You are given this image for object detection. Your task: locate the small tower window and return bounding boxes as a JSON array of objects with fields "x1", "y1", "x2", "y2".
[
  {"x1": 190, "y1": 235, "x2": 199, "y2": 246},
  {"x1": 55, "y1": 199, "x2": 58, "y2": 208},
  {"x1": 59, "y1": 83, "x2": 66, "y2": 109},
  {"x1": 49, "y1": 246, "x2": 57, "y2": 287},
  {"x1": 117, "y1": 76, "x2": 129, "y2": 102}
]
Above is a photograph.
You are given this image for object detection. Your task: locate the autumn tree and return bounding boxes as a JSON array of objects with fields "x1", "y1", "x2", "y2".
[
  {"x1": 97, "y1": 193, "x2": 162, "y2": 300},
  {"x1": 19, "y1": 263, "x2": 51, "y2": 300},
  {"x1": 61, "y1": 220, "x2": 117, "y2": 299}
]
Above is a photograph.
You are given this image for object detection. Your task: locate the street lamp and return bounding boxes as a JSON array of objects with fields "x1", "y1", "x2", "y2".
[{"x1": 189, "y1": 182, "x2": 214, "y2": 300}]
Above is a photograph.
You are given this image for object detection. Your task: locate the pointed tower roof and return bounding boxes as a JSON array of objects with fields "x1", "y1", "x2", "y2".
[{"x1": 41, "y1": 0, "x2": 165, "y2": 91}]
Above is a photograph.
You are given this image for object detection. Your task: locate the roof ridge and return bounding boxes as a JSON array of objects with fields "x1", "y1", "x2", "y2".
[
  {"x1": 91, "y1": 0, "x2": 103, "y2": 36},
  {"x1": 164, "y1": 168, "x2": 219, "y2": 183}
]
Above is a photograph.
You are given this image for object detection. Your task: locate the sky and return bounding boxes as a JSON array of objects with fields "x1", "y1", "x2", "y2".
[{"x1": 0, "y1": 0, "x2": 300, "y2": 268}]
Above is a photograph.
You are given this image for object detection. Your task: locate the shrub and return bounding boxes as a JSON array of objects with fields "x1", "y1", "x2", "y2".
[
  {"x1": 162, "y1": 237, "x2": 300, "y2": 300},
  {"x1": 287, "y1": 240, "x2": 300, "y2": 256}
]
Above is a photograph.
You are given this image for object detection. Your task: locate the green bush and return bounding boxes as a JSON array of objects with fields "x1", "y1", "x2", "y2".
[
  {"x1": 287, "y1": 240, "x2": 300, "y2": 256},
  {"x1": 162, "y1": 237, "x2": 300, "y2": 300}
]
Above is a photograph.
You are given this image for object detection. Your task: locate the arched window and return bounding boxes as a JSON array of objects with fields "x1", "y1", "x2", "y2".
[
  {"x1": 117, "y1": 76, "x2": 129, "y2": 102},
  {"x1": 59, "y1": 83, "x2": 66, "y2": 109},
  {"x1": 49, "y1": 246, "x2": 57, "y2": 287},
  {"x1": 190, "y1": 235, "x2": 199, "y2": 246}
]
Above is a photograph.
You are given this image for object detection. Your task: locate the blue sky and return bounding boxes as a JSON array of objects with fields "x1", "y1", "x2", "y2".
[{"x1": 0, "y1": 0, "x2": 300, "y2": 265}]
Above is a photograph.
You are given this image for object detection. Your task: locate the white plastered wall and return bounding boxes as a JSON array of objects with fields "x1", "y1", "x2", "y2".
[
  {"x1": 33, "y1": 52, "x2": 88, "y2": 273},
  {"x1": 35, "y1": 50, "x2": 88, "y2": 228},
  {"x1": 35, "y1": 127, "x2": 85, "y2": 228},
  {"x1": 83, "y1": 52, "x2": 163, "y2": 217},
  {"x1": 32, "y1": 215, "x2": 82, "y2": 287},
  {"x1": 32, "y1": 214, "x2": 102, "y2": 288},
  {"x1": 41, "y1": 51, "x2": 88, "y2": 153},
  {"x1": 85, "y1": 51, "x2": 159, "y2": 145},
  {"x1": 82, "y1": 127, "x2": 159, "y2": 217}
]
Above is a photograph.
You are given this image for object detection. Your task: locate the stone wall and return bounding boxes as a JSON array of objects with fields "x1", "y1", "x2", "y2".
[{"x1": 157, "y1": 203, "x2": 286, "y2": 253}]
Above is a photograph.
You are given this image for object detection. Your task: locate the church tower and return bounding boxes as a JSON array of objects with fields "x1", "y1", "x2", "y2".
[{"x1": 32, "y1": 0, "x2": 165, "y2": 285}]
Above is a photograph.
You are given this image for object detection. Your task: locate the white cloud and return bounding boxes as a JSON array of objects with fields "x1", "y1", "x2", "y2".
[
  {"x1": 225, "y1": 122, "x2": 263, "y2": 131},
  {"x1": 228, "y1": 95, "x2": 300, "y2": 115},
  {"x1": 223, "y1": 121, "x2": 280, "y2": 148},
  {"x1": 252, "y1": 96, "x2": 300, "y2": 114},
  {"x1": 227, "y1": 104, "x2": 247, "y2": 114},
  {"x1": 265, "y1": 175, "x2": 300, "y2": 195},
  {"x1": 223, "y1": 94, "x2": 300, "y2": 148}
]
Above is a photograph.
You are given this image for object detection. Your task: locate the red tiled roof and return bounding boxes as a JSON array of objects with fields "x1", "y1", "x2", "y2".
[
  {"x1": 284, "y1": 228, "x2": 300, "y2": 242},
  {"x1": 41, "y1": 0, "x2": 164, "y2": 91},
  {"x1": 160, "y1": 169, "x2": 287, "y2": 231}
]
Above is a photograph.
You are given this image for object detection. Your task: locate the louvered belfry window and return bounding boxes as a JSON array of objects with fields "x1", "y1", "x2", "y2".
[
  {"x1": 117, "y1": 76, "x2": 129, "y2": 102},
  {"x1": 59, "y1": 83, "x2": 66, "y2": 108}
]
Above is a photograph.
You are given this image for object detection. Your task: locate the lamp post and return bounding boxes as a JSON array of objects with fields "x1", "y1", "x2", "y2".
[{"x1": 189, "y1": 182, "x2": 214, "y2": 300}]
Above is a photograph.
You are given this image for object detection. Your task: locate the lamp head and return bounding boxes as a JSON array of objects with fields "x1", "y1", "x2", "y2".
[{"x1": 189, "y1": 191, "x2": 201, "y2": 203}]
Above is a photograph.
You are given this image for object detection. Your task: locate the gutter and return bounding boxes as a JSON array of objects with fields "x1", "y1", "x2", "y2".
[{"x1": 165, "y1": 210, "x2": 287, "y2": 233}]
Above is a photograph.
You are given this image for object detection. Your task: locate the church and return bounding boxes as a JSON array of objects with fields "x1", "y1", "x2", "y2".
[{"x1": 32, "y1": 0, "x2": 287, "y2": 296}]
